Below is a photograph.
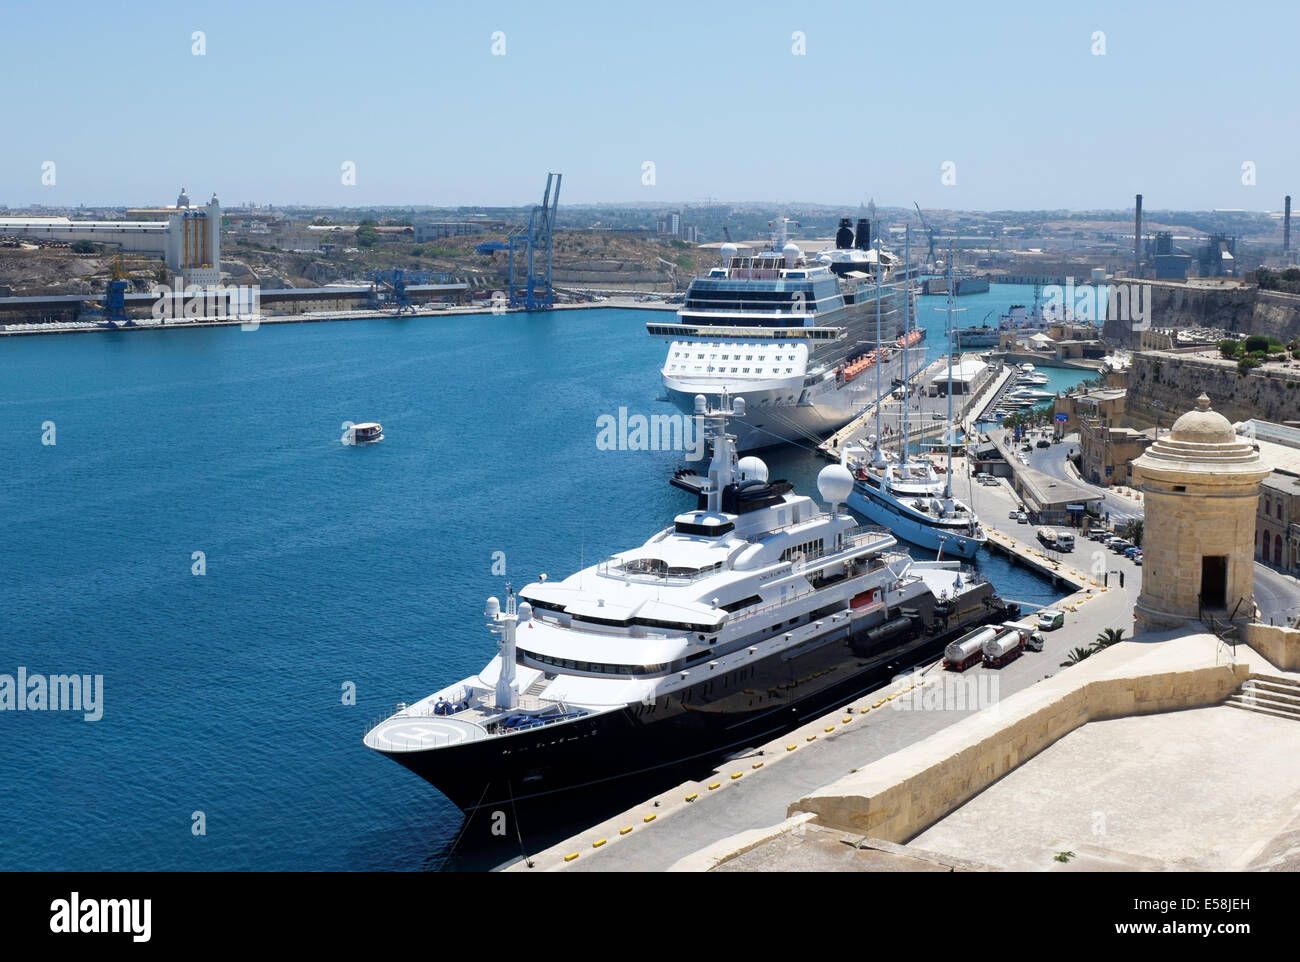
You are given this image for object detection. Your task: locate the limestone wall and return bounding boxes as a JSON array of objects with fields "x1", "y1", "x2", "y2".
[
  {"x1": 1243, "y1": 622, "x2": 1300, "y2": 670},
  {"x1": 789, "y1": 642, "x2": 1248, "y2": 843},
  {"x1": 1104, "y1": 284, "x2": 1300, "y2": 348},
  {"x1": 1126, "y1": 352, "x2": 1300, "y2": 427}
]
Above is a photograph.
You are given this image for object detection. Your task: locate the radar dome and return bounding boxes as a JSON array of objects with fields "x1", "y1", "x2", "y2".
[
  {"x1": 732, "y1": 397, "x2": 746, "y2": 417},
  {"x1": 719, "y1": 242, "x2": 738, "y2": 264},
  {"x1": 694, "y1": 394, "x2": 708, "y2": 414},
  {"x1": 817, "y1": 463, "x2": 855, "y2": 507},
  {"x1": 737, "y1": 456, "x2": 769, "y2": 483},
  {"x1": 782, "y1": 242, "x2": 801, "y2": 267},
  {"x1": 517, "y1": 601, "x2": 533, "y2": 623},
  {"x1": 485, "y1": 597, "x2": 501, "y2": 618}
]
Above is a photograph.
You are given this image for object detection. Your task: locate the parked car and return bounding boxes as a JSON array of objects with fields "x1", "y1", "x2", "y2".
[
  {"x1": 1125, "y1": 546, "x2": 1143, "y2": 560},
  {"x1": 1036, "y1": 439, "x2": 1051, "y2": 449},
  {"x1": 1110, "y1": 539, "x2": 1134, "y2": 554},
  {"x1": 1134, "y1": 554, "x2": 1143, "y2": 566},
  {"x1": 1037, "y1": 609, "x2": 1065, "y2": 631},
  {"x1": 1016, "y1": 511, "x2": 1028, "y2": 524}
]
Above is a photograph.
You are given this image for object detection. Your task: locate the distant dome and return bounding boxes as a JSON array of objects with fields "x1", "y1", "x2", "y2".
[
  {"x1": 176, "y1": 187, "x2": 191, "y2": 208},
  {"x1": 1168, "y1": 393, "x2": 1235, "y2": 445}
]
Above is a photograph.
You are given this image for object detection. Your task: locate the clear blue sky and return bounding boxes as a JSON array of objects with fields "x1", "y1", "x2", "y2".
[{"x1": 2, "y1": 0, "x2": 1295, "y2": 211}]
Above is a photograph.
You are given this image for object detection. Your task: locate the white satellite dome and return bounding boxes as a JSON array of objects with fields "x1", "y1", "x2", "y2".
[
  {"x1": 485, "y1": 597, "x2": 501, "y2": 618},
  {"x1": 737, "y1": 456, "x2": 769, "y2": 483},
  {"x1": 517, "y1": 601, "x2": 533, "y2": 623},
  {"x1": 817, "y1": 464, "x2": 855, "y2": 507},
  {"x1": 782, "y1": 241, "x2": 801, "y2": 267},
  {"x1": 719, "y1": 242, "x2": 738, "y2": 264}
]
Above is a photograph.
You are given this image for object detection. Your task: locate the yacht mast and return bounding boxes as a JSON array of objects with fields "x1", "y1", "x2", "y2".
[
  {"x1": 945, "y1": 249, "x2": 955, "y2": 497},
  {"x1": 873, "y1": 236, "x2": 883, "y2": 450},
  {"x1": 901, "y1": 227, "x2": 911, "y2": 461}
]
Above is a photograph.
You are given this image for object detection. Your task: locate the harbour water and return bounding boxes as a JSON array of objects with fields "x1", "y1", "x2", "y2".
[{"x1": 0, "y1": 291, "x2": 1066, "y2": 871}]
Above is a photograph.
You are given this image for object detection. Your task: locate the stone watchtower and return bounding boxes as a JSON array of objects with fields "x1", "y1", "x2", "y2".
[{"x1": 1131, "y1": 394, "x2": 1270, "y2": 632}]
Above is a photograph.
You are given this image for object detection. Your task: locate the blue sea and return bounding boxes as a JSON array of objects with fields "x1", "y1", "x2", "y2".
[{"x1": 0, "y1": 292, "x2": 1065, "y2": 871}]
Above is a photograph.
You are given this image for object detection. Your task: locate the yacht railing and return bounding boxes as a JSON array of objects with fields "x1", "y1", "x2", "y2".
[{"x1": 596, "y1": 558, "x2": 725, "y2": 585}]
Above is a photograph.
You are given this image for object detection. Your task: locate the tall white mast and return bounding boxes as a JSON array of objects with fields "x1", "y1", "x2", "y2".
[
  {"x1": 944, "y1": 249, "x2": 956, "y2": 497},
  {"x1": 873, "y1": 236, "x2": 883, "y2": 457},
  {"x1": 901, "y1": 227, "x2": 911, "y2": 462}
]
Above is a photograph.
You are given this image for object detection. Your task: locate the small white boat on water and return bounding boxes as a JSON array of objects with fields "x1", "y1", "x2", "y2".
[{"x1": 351, "y1": 422, "x2": 384, "y2": 443}]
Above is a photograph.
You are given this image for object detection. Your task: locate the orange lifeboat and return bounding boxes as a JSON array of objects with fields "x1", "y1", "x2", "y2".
[
  {"x1": 840, "y1": 349, "x2": 881, "y2": 383},
  {"x1": 896, "y1": 329, "x2": 923, "y2": 348}
]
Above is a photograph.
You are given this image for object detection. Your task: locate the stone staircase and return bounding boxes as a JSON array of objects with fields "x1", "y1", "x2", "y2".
[{"x1": 1226, "y1": 675, "x2": 1300, "y2": 722}]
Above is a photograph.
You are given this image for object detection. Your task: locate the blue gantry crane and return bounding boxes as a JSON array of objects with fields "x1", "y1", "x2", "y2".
[
  {"x1": 475, "y1": 172, "x2": 562, "y2": 310},
  {"x1": 367, "y1": 269, "x2": 434, "y2": 313}
]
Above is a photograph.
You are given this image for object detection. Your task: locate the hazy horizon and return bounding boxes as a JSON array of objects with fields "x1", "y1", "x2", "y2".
[{"x1": 2, "y1": 0, "x2": 1296, "y2": 210}]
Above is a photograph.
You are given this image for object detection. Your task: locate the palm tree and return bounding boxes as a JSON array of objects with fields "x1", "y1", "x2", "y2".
[
  {"x1": 1094, "y1": 628, "x2": 1125, "y2": 650},
  {"x1": 1060, "y1": 647, "x2": 1095, "y2": 668}
]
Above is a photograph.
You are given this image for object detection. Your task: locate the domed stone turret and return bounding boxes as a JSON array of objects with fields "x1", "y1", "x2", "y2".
[
  {"x1": 176, "y1": 186, "x2": 191, "y2": 208},
  {"x1": 1132, "y1": 394, "x2": 1270, "y2": 632},
  {"x1": 1168, "y1": 393, "x2": 1238, "y2": 445}
]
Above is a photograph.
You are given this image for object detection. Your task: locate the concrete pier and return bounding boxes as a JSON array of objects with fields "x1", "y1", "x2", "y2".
[{"x1": 819, "y1": 354, "x2": 1006, "y2": 463}]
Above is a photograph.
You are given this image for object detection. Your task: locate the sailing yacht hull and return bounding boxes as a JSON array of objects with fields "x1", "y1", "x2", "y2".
[
  {"x1": 847, "y1": 483, "x2": 985, "y2": 559},
  {"x1": 373, "y1": 580, "x2": 1001, "y2": 811}
]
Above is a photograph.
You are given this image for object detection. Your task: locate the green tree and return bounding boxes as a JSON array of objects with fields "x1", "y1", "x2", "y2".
[
  {"x1": 1244, "y1": 334, "x2": 1281, "y2": 354},
  {"x1": 70, "y1": 240, "x2": 96, "y2": 254},
  {"x1": 1123, "y1": 519, "x2": 1143, "y2": 546},
  {"x1": 1218, "y1": 338, "x2": 1240, "y2": 359},
  {"x1": 1094, "y1": 628, "x2": 1125, "y2": 650},
  {"x1": 356, "y1": 226, "x2": 378, "y2": 248},
  {"x1": 1060, "y1": 647, "x2": 1095, "y2": 668}
]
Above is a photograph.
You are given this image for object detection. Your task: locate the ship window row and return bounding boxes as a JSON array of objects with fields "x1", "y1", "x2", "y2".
[
  {"x1": 781, "y1": 539, "x2": 824, "y2": 564},
  {"x1": 719, "y1": 594, "x2": 763, "y2": 613},
  {"x1": 668, "y1": 364, "x2": 796, "y2": 374},
  {"x1": 522, "y1": 651, "x2": 670, "y2": 676},
  {"x1": 672, "y1": 352, "x2": 799, "y2": 362},
  {"x1": 658, "y1": 324, "x2": 841, "y2": 338},
  {"x1": 520, "y1": 600, "x2": 719, "y2": 635}
]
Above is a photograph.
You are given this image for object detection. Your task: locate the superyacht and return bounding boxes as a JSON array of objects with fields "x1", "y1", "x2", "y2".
[{"x1": 365, "y1": 393, "x2": 1012, "y2": 810}]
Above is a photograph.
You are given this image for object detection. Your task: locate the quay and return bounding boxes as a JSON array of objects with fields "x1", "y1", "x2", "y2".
[
  {"x1": 0, "y1": 294, "x2": 675, "y2": 337},
  {"x1": 819, "y1": 354, "x2": 1010, "y2": 463},
  {"x1": 512, "y1": 468, "x2": 1135, "y2": 873}
]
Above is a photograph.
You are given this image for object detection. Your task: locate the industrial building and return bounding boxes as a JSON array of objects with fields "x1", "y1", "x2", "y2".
[{"x1": 0, "y1": 187, "x2": 221, "y2": 286}]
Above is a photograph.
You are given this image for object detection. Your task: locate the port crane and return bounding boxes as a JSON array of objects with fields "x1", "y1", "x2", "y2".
[
  {"x1": 474, "y1": 172, "x2": 562, "y2": 310},
  {"x1": 367, "y1": 269, "x2": 433, "y2": 314}
]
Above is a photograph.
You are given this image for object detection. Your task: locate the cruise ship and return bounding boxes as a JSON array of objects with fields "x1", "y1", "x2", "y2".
[
  {"x1": 648, "y1": 217, "x2": 923, "y2": 451},
  {"x1": 364, "y1": 393, "x2": 1012, "y2": 811}
]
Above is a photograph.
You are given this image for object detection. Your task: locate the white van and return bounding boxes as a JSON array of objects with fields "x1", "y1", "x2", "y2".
[{"x1": 1037, "y1": 609, "x2": 1065, "y2": 631}]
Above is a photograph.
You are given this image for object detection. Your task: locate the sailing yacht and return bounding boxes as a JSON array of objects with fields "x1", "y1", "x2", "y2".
[{"x1": 845, "y1": 240, "x2": 987, "y2": 560}]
